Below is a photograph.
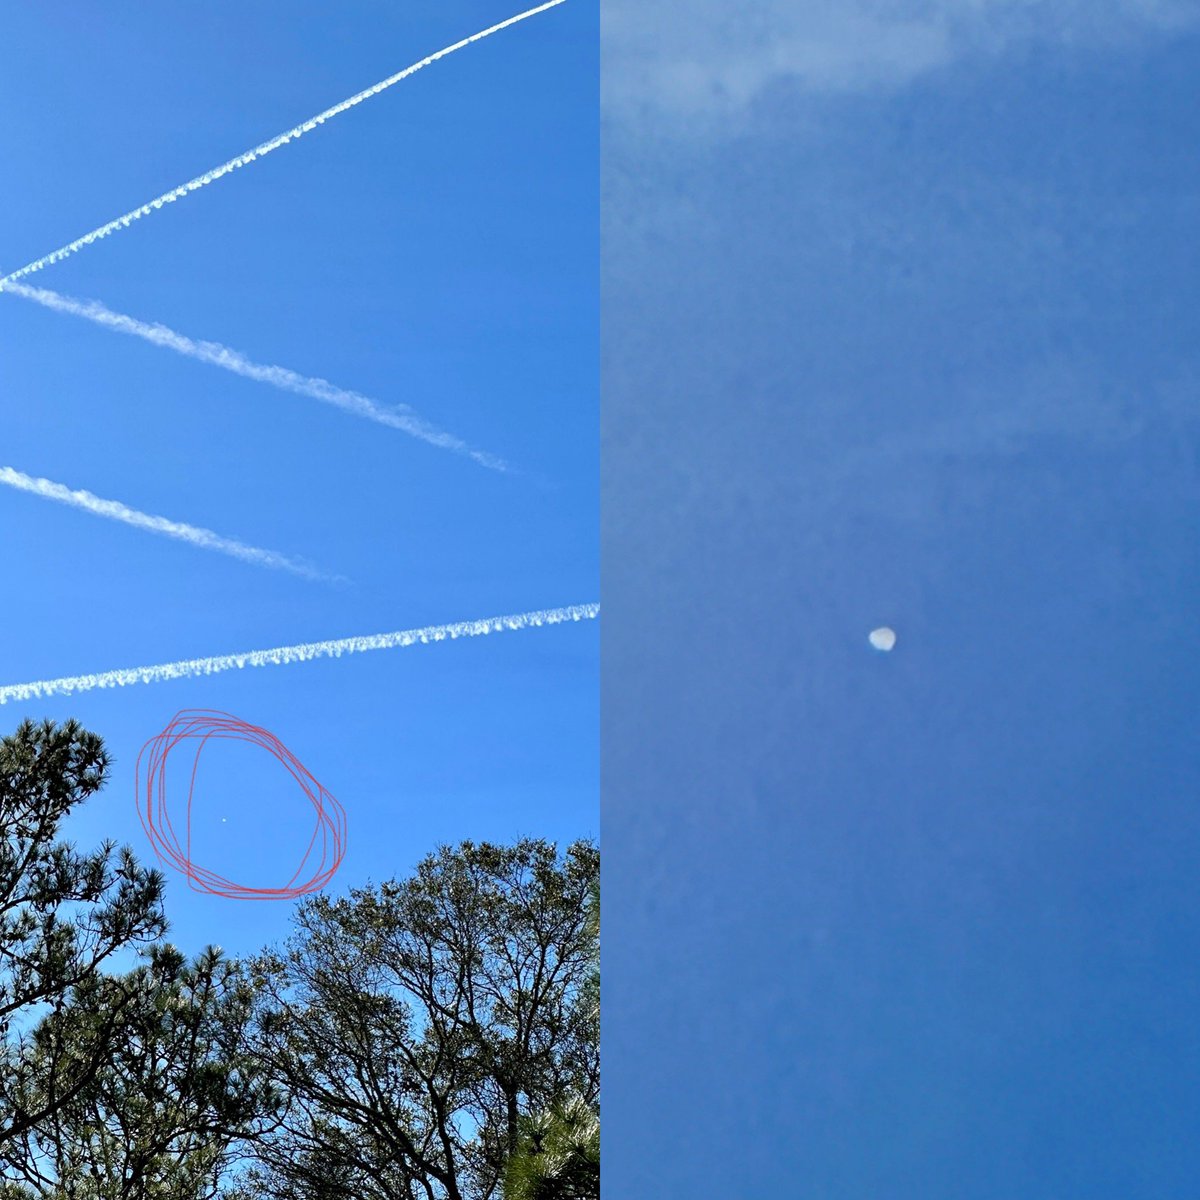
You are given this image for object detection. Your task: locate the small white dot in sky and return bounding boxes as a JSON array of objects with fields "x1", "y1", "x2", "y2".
[
  {"x1": 221, "y1": 817, "x2": 227, "y2": 823},
  {"x1": 869, "y1": 626, "x2": 897, "y2": 652}
]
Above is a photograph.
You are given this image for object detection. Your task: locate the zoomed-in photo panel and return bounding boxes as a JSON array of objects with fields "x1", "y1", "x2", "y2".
[
  {"x1": 0, "y1": 4, "x2": 597, "y2": 1197},
  {"x1": 603, "y1": 0, "x2": 1200, "y2": 1195}
]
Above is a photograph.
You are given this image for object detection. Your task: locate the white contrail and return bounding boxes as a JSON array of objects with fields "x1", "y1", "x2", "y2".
[
  {"x1": 0, "y1": 466, "x2": 331, "y2": 581},
  {"x1": 4, "y1": 282, "x2": 506, "y2": 470},
  {"x1": 0, "y1": 603, "x2": 599, "y2": 704},
  {"x1": 0, "y1": 0, "x2": 566, "y2": 288}
]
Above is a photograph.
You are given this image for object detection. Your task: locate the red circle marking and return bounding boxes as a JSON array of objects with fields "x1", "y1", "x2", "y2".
[{"x1": 135, "y1": 709, "x2": 347, "y2": 900}]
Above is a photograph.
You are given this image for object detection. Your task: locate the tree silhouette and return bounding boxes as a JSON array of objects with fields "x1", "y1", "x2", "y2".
[
  {"x1": 242, "y1": 839, "x2": 599, "y2": 1200},
  {"x1": 0, "y1": 720, "x2": 165, "y2": 1159}
]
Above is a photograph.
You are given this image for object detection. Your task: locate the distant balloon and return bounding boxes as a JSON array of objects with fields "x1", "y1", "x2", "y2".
[{"x1": 869, "y1": 627, "x2": 896, "y2": 652}]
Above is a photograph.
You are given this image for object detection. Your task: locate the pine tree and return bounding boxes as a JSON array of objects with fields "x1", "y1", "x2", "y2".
[{"x1": 0, "y1": 719, "x2": 166, "y2": 1160}]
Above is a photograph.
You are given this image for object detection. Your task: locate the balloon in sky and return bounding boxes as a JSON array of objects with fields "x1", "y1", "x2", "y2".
[{"x1": 868, "y1": 627, "x2": 897, "y2": 652}]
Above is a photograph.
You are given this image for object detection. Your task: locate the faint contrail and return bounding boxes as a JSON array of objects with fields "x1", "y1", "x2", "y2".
[
  {"x1": 4, "y1": 282, "x2": 506, "y2": 470},
  {"x1": 0, "y1": 603, "x2": 599, "y2": 704},
  {"x1": 0, "y1": 466, "x2": 332, "y2": 581},
  {"x1": 0, "y1": 0, "x2": 567, "y2": 288}
]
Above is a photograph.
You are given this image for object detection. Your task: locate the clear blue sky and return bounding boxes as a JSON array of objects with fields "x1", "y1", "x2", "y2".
[
  {"x1": 0, "y1": 1, "x2": 596, "y2": 960},
  {"x1": 605, "y1": 4, "x2": 1200, "y2": 1196}
]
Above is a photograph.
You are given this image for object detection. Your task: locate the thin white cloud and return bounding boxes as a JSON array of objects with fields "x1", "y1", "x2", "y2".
[
  {"x1": 602, "y1": 0, "x2": 1199, "y2": 129},
  {"x1": 4, "y1": 283, "x2": 505, "y2": 470},
  {"x1": 0, "y1": 465, "x2": 333, "y2": 581},
  {"x1": 0, "y1": 0, "x2": 566, "y2": 286},
  {"x1": 0, "y1": 603, "x2": 600, "y2": 704}
]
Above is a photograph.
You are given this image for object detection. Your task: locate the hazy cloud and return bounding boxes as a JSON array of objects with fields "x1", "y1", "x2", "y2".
[{"x1": 603, "y1": 0, "x2": 1199, "y2": 131}]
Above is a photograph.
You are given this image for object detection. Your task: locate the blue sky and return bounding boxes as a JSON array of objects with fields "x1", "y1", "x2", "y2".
[
  {"x1": 0, "y1": 1, "x2": 596, "y2": 960},
  {"x1": 605, "y1": 3, "x2": 1200, "y2": 1196}
]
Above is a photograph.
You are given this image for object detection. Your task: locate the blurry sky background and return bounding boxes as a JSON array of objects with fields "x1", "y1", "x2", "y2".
[
  {"x1": 0, "y1": 1, "x2": 596, "y2": 961},
  {"x1": 604, "y1": 2, "x2": 1200, "y2": 1195}
]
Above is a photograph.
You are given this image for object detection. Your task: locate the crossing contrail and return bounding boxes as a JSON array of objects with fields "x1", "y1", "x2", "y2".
[
  {"x1": 0, "y1": 466, "x2": 332, "y2": 581},
  {"x1": 0, "y1": 0, "x2": 567, "y2": 288},
  {"x1": 3, "y1": 282, "x2": 506, "y2": 470},
  {"x1": 0, "y1": 603, "x2": 599, "y2": 704}
]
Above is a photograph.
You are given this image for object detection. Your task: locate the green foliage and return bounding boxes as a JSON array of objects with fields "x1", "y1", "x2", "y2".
[
  {"x1": 0, "y1": 720, "x2": 166, "y2": 1157},
  {"x1": 503, "y1": 1093, "x2": 599, "y2": 1200},
  {"x1": 0, "y1": 722, "x2": 599, "y2": 1198},
  {"x1": 242, "y1": 838, "x2": 600, "y2": 1200},
  {"x1": 1, "y1": 943, "x2": 282, "y2": 1200},
  {"x1": 503, "y1": 878, "x2": 600, "y2": 1200}
]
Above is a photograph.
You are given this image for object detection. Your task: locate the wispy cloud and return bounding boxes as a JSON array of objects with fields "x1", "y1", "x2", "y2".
[
  {"x1": 4, "y1": 282, "x2": 506, "y2": 470},
  {"x1": 603, "y1": 0, "x2": 1199, "y2": 130},
  {"x1": 0, "y1": 465, "x2": 333, "y2": 581},
  {"x1": 0, "y1": 603, "x2": 600, "y2": 704},
  {"x1": 0, "y1": 0, "x2": 565, "y2": 287}
]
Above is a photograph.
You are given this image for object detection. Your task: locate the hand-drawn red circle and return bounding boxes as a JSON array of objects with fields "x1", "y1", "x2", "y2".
[{"x1": 135, "y1": 709, "x2": 347, "y2": 900}]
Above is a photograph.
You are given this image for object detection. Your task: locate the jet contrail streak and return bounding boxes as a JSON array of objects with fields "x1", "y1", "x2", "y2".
[
  {"x1": 0, "y1": 603, "x2": 599, "y2": 704},
  {"x1": 4, "y1": 282, "x2": 506, "y2": 470},
  {"x1": 0, "y1": 466, "x2": 331, "y2": 581},
  {"x1": 0, "y1": 0, "x2": 566, "y2": 288}
]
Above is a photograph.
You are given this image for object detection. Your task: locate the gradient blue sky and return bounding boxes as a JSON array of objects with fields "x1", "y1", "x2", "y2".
[
  {"x1": 605, "y1": 3, "x2": 1200, "y2": 1196},
  {"x1": 0, "y1": 1, "x2": 596, "y2": 960}
]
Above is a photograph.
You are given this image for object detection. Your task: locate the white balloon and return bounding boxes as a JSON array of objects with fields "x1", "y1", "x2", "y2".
[{"x1": 869, "y1": 626, "x2": 896, "y2": 652}]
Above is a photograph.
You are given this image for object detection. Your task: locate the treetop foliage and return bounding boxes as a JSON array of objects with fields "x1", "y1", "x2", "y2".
[{"x1": 0, "y1": 722, "x2": 598, "y2": 1200}]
